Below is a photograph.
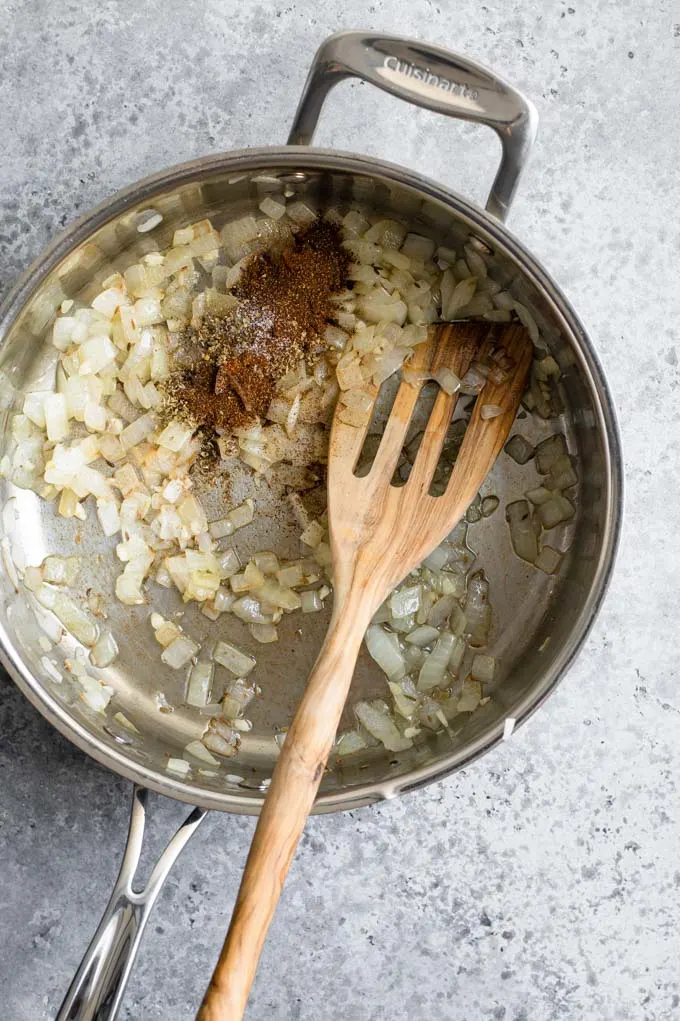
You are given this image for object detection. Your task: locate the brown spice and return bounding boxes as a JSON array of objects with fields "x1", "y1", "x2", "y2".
[{"x1": 160, "y1": 220, "x2": 349, "y2": 436}]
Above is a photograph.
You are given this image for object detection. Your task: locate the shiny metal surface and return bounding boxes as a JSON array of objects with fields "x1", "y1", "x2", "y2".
[
  {"x1": 56, "y1": 787, "x2": 205, "y2": 1021},
  {"x1": 288, "y1": 31, "x2": 538, "y2": 221}
]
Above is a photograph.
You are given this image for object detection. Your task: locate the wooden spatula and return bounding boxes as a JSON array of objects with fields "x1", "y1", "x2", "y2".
[{"x1": 197, "y1": 321, "x2": 533, "y2": 1021}]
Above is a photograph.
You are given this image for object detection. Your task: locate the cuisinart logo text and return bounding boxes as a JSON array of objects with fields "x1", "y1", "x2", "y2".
[{"x1": 383, "y1": 55, "x2": 479, "y2": 99}]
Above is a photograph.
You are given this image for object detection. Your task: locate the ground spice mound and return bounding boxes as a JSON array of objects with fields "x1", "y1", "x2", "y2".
[{"x1": 161, "y1": 219, "x2": 349, "y2": 435}]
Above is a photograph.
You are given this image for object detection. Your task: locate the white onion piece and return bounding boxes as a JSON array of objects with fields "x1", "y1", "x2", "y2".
[
  {"x1": 183, "y1": 740, "x2": 219, "y2": 765},
  {"x1": 388, "y1": 681, "x2": 419, "y2": 719},
  {"x1": 89, "y1": 631, "x2": 119, "y2": 668},
  {"x1": 443, "y1": 276, "x2": 477, "y2": 319},
  {"x1": 209, "y1": 517, "x2": 234, "y2": 539},
  {"x1": 547, "y1": 454, "x2": 578, "y2": 491},
  {"x1": 287, "y1": 200, "x2": 317, "y2": 226},
  {"x1": 166, "y1": 758, "x2": 191, "y2": 776},
  {"x1": 221, "y1": 678, "x2": 256, "y2": 719},
  {"x1": 23, "y1": 392, "x2": 48, "y2": 429},
  {"x1": 259, "y1": 196, "x2": 286, "y2": 219},
  {"x1": 23, "y1": 565, "x2": 43, "y2": 592},
  {"x1": 506, "y1": 500, "x2": 539, "y2": 564},
  {"x1": 525, "y1": 485, "x2": 552, "y2": 506},
  {"x1": 405, "y1": 625, "x2": 440, "y2": 647},
  {"x1": 480, "y1": 404, "x2": 502, "y2": 420},
  {"x1": 433, "y1": 367, "x2": 461, "y2": 395},
  {"x1": 422, "y1": 546, "x2": 449, "y2": 571},
  {"x1": 232, "y1": 596, "x2": 270, "y2": 624},
  {"x1": 364, "y1": 625, "x2": 406, "y2": 681},
  {"x1": 513, "y1": 301, "x2": 539, "y2": 343},
  {"x1": 78, "y1": 672, "x2": 114, "y2": 713},
  {"x1": 426, "y1": 594, "x2": 458, "y2": 628},
  {"x1": 42, "y1": 554, "x2": 81, "y2": 586},
  {"x1": 249, "y1": 622, "x2": 279, "y2": 643},
  {"x1": 535, "y1": 545, "x2": 562, "y2": 574},
  {"x1": 390, "y1": 584, "x2": 421, "y2": 618},
  {"x1": 354, "y1": 700, "x2": 412, "y2": 752},
  {"x1": 36, "y1": 585, "x2": 98, "y2": 646},
  {"x1": 229, "y1": 499, "x2": 254, "y2": 530},
  {"x1": 538, "y1": 494, "x2": 575, "y2": 529},
  {"x1": 471, "y1": 653, "x2": 495, "y2": 684},
  {"x1": 448, "y1": 604, "x2": 467, "y2": 638},
  {"x1": 256, "y1": 580, "x2": 301, "y2": 611},
  {"x1": 162, "y1": 635, "x2": 199, "y2": 669},
  {"x1": 449, "y1": 636, "x2": 466, "y2": 674},
  {"x1": 120, "y1": 413, "x2": 156, "y2": 451},
  {"x1": 157, "y1": 421, "x2": 194, "y2": 451},
  {"x1": 186, "y1": 662, "x2": 214, "y2": 706},
  {"x1": 252, "y1": 550, "x2": 279, "y2": 575},
  {"x1": 44, "y1": 394, "x2": 69, "y2": 442},
  {"x1": 504, "y1": 434, "x2": 535, "y2": 464},
  {"x1": 335, "y1": 729, "x2": 368, "y2": 757},
  {"x1": 536, "y1": 434, "x2": 567, "y2": 474},
  {"x1": 95, "y1": 498, "x2": 121, "y2": 537},
  {"x1": 457, "y1": 678, "x2": 483, "y2": 713},
  {"x1": 213, "y1": 640, "x2": 256, "y2": 676},
  {"x1": 275, "y1": 563, "x2": 305, "y2": 589},
  {"x1": 300, "y1": 590, "x2": 323, "y2": 614},
  {"x1": 464, "y1": 571, "x2": 491, "y2": 648},
  {"x1": 203, "y1": 729, "x2": 239, "y2": 758},
  {"x1": 300, "y1": 520, "x2": 324, "y2": 548},
  {"x1": 417, "y1": 632, "x2": 456, "y2": 692}
]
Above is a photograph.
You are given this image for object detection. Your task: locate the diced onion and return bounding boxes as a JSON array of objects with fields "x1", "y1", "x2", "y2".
[
  {"x1": 42, "y1": 554, "x2": 81, "y2": 586},
  {"x1": 183, "y1": 740, "x2": 219, "y2": 765},
  {"x1": 535, "y1": 545, "x2": 562, "y2": 574},
  {"x1": 536, "y1": 434, "x2": 567, "y2": 474},
  {"x1": 417, "y1": 632, "x2": 456, "y2": 692},
  {"x1": 250, "y1": 622, "x2": 279, "y2": 643},
  {"x1": 44, "y1": 394, "x2": 69, "y2": 442},
  {"x1": 405, "y1": 625, "x2": 440, "y2": 647},
  {"x1": 537, "y1": 494, "x2": 575, "y2": 529},
  {"x1": 457, "y1": 678, "x2": 483, "y2": 713},
  {"x1": 162, "y1": 635, "x2": 199, "y2": 669},
  {"x1": 335, "y1": 729, "x2": 368, "y2": 757},
  {"x1": 300, "y1": 590, "x2": 323, "y2": 613},
  {"x1": 471, "y1": 653, "x2": 495, "y2": 684},
  {"x1": 213, "y1": 640, "x2": 256, "y2": 676},
  {"x1": 354, "y1": 700, "x2": 412, "y2": 752},
  {"x1": 89, "y1": 631, "x2": 119, "y2": 668},
  {"x1": 364, "y1": 625, "x2": 406, "y2": 681},
  {"x1": 464, "y1": 571, "x2": 491, "y2": 648},
  {"x1": 506, "y1": 500, "x2": 539, "y2": 564},
  {"x1": 390, "y1": 584, "x2": 421, "y2": 618},
  {"x1": 186, "y1": 661, "x2": 214, "y2": 706}
]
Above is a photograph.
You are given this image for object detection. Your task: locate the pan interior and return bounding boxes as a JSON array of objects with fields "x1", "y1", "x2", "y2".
[{"x1": 0, "y1": 157, "x2": 614, "y2": 811}]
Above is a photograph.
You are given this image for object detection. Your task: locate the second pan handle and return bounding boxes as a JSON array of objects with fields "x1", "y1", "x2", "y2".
[{"x1": 288, "y1": 31, "x2": 538, "y2": 221}]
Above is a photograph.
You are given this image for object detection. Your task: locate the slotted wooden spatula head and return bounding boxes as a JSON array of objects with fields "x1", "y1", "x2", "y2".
[{"x1": 328, "y1": 321, "x2": 533, "y2": 610}]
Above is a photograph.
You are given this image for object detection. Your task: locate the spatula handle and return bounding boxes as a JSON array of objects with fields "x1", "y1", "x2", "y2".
[{"x1": 196, "y1": 599, "x2": 370, "y2": 1021}]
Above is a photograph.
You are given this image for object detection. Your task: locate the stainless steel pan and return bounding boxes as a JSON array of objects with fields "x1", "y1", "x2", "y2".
[{"x1": 0, "y1": 32, "x2": 622, "y2": 1020}]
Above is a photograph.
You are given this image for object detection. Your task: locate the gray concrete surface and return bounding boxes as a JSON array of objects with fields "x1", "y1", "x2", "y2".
[{"x1": 1, "y1": 1, "x2": 678, "y2": 1018}]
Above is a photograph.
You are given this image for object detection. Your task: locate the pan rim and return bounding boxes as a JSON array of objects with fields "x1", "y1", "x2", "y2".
[{"x1": 0, "y1": 146, "x2": 623, "y2": 814}]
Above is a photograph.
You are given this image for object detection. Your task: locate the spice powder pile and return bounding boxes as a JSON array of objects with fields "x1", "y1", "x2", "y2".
[{"x1": 161, "y1": 220, "x2": 349, "y2": 439}]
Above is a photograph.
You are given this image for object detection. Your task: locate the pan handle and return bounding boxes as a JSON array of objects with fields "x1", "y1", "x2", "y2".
[
  {"x1": 56, "y1": 786, "x2": 206, "y2": 1021},
  {"x1": 287, "y1": 31, "x2": 538, "y2": 221}
]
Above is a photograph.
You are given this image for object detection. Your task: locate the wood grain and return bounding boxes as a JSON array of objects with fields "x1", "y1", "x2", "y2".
[{"x1": 196, "y1": 321, "x2": 532, "y2": 1021}]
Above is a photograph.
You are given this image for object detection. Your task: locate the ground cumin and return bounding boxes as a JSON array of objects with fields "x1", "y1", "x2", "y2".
[{"x1": 160, "y1": 220, "x2": 349, "y2": 436}]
